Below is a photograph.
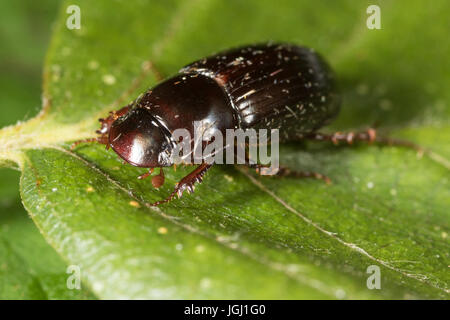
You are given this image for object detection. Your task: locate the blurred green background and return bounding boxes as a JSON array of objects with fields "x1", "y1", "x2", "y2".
[
  {"x1": 0, "y1": 1, "x2": 56, "y2": 128},
  {"x1": 0, "y1": 1, "x2": 92, "y2": 299}
]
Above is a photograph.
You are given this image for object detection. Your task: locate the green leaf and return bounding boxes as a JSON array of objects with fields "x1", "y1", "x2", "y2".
[
  {"x1": 0, "y1": 0, "x2": 94, "y2": 299},
  {"x1": 0, "y1": 0, "x2": 448, "y2": 299},
  {"x1": 0, "y1": 169, "x2": 94, "y2": 299}
]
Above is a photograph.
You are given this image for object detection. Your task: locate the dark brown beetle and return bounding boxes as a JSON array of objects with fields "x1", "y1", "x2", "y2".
[{"x1": 72, "y1": 43, "x2": 395, "y2": 206}]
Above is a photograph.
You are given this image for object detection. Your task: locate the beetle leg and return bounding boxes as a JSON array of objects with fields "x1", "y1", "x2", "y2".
[
  {"x1": 151, "y1": 168, "x2": 165, "y2": 188},
  {"x1": 306, "y1": 128, "x2": 424, "y2": 153},
  {"x1": 137, "y1": 168, "x2": 165, "y2": 188},
  {"x1": 237, "y1": 148, "x2": 331, "y2": 184},
  {"x1": 250, "y1": 163, "x2": 331, "y2": 184},
  {"x1": 148, "y1": 163, "x2": 213, "y2": 206},
  {"x1": 138, "y1": 168, "x2": 154, "y2": 180},
  {"x1": 307, "y1": 128, "x2": 377, "y2": 145}
]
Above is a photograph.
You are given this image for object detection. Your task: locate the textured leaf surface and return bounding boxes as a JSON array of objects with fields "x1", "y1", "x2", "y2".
[
  {"x1": 0, "y1": 172, "x2": 93, "y2": 300},
  {"x1": 0, "y1": 1, "x2": 93, "y2": 299},
  {"x1": 0, "y1": 0, "x2": 449, "y2": 299}
]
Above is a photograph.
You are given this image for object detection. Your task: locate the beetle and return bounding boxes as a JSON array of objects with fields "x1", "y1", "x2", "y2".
[{"x1": 72, "y1": 42, "x2": 393, "y2": 206}]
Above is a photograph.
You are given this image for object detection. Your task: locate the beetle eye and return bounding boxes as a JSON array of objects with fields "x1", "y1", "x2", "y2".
[{"x1": 109, "y1": 108, "x2": 173, "y2": 167}]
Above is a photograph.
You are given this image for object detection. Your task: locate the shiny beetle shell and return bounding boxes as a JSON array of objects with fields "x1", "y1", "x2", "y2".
[
  {"x1": 180, "y1": 42, "x2": 341, "y2": 141},
  {"x1": 107, "y1": 43, "x2": 340, "y2": 167}
]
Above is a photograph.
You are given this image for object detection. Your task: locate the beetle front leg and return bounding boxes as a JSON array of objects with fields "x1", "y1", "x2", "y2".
[
  {"x1": 138, "y1": 168, "x2": 154, "y2": 180},
  {"x1": 138, "y1": 168, "x2": 168, "y2": 189},
  {"x1": 238, "y1": 149, "x2": 331, "y2": 184},
  {"x1": 148, "y1": 163, "x2": 213, "y2": 206}
]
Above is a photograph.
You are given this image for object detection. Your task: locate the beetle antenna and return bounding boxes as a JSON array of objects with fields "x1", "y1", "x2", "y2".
[
  {"x1": 70, "y1": 138, "x2": 99, "y2": 150},
  {"x1": 70, "y1": 135, "x2": 109, "y2": 150},
  {"x1": 146, "y1": 188, "x2": 178, "y2": 207}
]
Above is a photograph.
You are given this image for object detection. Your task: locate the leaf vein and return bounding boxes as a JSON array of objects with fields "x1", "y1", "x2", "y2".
[{"x1": 238, "y1": 167, "x2": 450, "y2": 294}]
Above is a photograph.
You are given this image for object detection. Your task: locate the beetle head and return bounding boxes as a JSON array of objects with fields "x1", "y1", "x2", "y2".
[{"x1": 108, "y1": 107, "x2": 175, "y2": 167}]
